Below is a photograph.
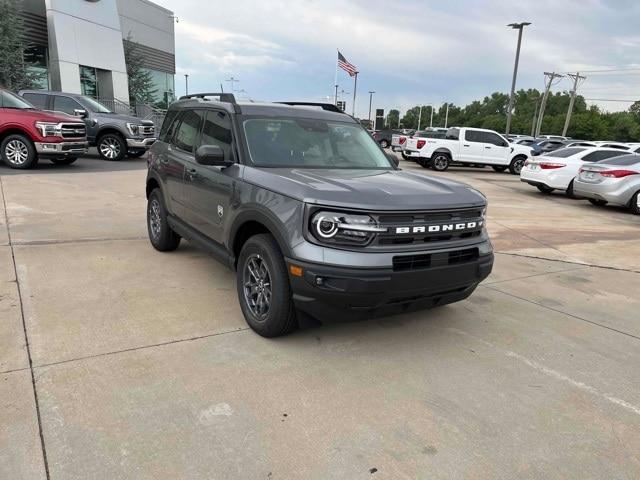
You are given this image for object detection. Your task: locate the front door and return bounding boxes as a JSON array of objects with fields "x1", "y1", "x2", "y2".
[
  {"x1": 183, "y1": 109, "x2": 238, "y2": 244},
  {"x1": 481, "y1": 131, "x2": 510, "y2": 165}
]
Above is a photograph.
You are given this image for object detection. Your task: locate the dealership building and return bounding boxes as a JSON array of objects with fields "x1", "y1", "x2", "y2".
[{"x1": 19, "y1": 0, "x2": 176, "y2": 105}]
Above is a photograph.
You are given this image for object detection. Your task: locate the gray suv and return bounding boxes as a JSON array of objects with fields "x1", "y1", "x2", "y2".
[
  {"x1": 145, "y1": 94, "x2": 494, "y2": 337},
  {"x1": 20, "y1": 90, "x2": 156, "y2": 161}
]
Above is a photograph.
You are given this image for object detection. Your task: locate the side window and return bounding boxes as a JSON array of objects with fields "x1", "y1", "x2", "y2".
[
  {"x1": 22, "y1": 93, "x2": 48, "y2": 109},
  {"x1": 483, "y1": 132, "x2": 507, "y2": 146},
  {"x1": 53, "y1": 96, "x2": 82, "y2": 115},
  {"x1": 159, "y1": 110, "x2": 179, "y2": 142},
  {"x1": 200, "y1": 110, "x2": 233, "y2": 161},
  {"x1": 465, "y1": 130, "x2": 483, "y2": 143},
  {"x1": 173, "y1": 110, "x2": 203, "y2": 153},
  {"x1": 445, "y1": 128, "x2": 459, "y2": 140}
]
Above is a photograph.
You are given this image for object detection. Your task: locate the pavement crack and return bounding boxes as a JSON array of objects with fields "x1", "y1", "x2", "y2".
[
  {"x1": 0, "y1": 175, "x2": 51, "y2": 480},
  {"x1": 494, "y1": 251, "x2": 640, "y2": 275},
  {"x1": 483, "y1": 264, "x2": 590, "y2": 285}
]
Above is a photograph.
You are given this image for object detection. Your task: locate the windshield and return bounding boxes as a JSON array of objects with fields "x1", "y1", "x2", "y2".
[
  {"x1": 243, "y1": 118, "x2": 394, "y2": 169},
  {"x1": 1, "y1": 91, "x2": 35, "y2": 109},
  {"x1": 78, "y1": 96, "x2": 112, "y2": 113}
]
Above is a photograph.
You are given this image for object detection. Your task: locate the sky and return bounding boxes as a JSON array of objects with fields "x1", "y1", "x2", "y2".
[{"x1": 153, "y1": 0, "x2": 640, "y2": 118}]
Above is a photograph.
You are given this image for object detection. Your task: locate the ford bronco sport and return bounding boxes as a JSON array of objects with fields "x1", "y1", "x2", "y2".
[{"x1": 145, "y1": 93, "x2": 494, "y2": 337}]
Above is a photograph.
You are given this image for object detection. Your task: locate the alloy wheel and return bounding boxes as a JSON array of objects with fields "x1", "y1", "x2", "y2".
[
  {"x1": 148, "y1": 198, "x2": 162, "y2": 240},
  {"x1": 99, "y1": 136, "x2": 121, "y2": 159},
  {"x1": 5, "y1": 140, "x2": 29, "y2": 166},
  {"x1": 433, "y1": 155, "x2": 448, "y2": 170},
  {"x1": 243, "y1": 254, "x2": 272, "y2": 321}
]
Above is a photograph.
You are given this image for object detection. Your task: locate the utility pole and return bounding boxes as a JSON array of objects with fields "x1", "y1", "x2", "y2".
[
  {"x1": 225, "y1": 76, "x2": 239, "y2": 93},
  {"x1": 444, "y1": 103, "x2": 450, "y2": 128},
  {"x1": 535, "y1": 72, "x2": 563, "y2": 137},
  {"x1": 430, "y1": 105, "x2": 434, "y2": 128},
  {"x1": 562, "y1": 72, "x2": 586, "y2": 137},
  {"x1": 184, "y1": 74, "x2": 189, "y2": 95},
  {"x1": 505, "y1": 22, "x2": 531, "y2": 135},
  {"x1": 352, "y1": 72, "x2": 358, "y2": 116},
  {"x1": 368, "y1": 91, "x2": 375, "y2": 126},
  {"x1": 531, "y1": 96, "x2": 540, "y2": 137},
  {"x1": 417, "y1": 106, "x2": 423, "y2": 130}
]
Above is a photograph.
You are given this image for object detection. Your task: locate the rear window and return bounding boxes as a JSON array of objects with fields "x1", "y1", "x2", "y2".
[
  {"x1": 22, "y1": 92, "x2": 47, "y2": 109},
  {"x1": 545, "y1": 148, "x2": 586, "y2": 158},
  {"x1": 583, "y1": 150, "x2": 626, "y2": 162},
  {"x1": 445, "y1": 128, "x2": 459, "y2": 140},
  {"x1": 596, "y1": 154, "x2": 640, "y2": 166}
]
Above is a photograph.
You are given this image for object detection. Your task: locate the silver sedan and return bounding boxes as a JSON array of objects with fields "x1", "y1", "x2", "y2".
[{"x1": 574, "y1": 154, "x2": 640, "y2": 215}]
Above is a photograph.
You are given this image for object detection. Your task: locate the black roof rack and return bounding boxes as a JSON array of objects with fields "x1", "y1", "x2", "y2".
[
  {"x1": 179, "y1": 93, "x2": 241, "y2": 113},
  {"x1": 276, "y1": 102, "x2": 345, "y2": 114}
]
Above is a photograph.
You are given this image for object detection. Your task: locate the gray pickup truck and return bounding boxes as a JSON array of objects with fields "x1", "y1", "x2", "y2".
[
  {"x1": 20, "y1": 90, "x2": 156, "y2": 161},
  {"x1": 145, "y1": 94, "x2": 494, "y2": 337}
]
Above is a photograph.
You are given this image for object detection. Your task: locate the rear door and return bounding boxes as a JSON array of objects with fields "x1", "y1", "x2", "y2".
[
  {"x1": 460, "y1": 129, "x2": 486, "y2": 163},
  {"x1": 182, "y1": 109, "x2": 238, "y2": 244},
  {"x1": 481, "y1": 131, "x2": 511, "y2": 165}
]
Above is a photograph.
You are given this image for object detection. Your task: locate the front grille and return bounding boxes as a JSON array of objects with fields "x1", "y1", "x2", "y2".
[
  {"x1": 141, "y1": 124, "x2": 155, "y2": 137},
  {"x1": 392, "y1": 248, "x2": 479, "y2": 272},
  {"x1": 60, "y1": 124, "x2": 86, "y2": 138},
  {"x1": 375, "y1": 208, "x2": 484, "y2": 247}
]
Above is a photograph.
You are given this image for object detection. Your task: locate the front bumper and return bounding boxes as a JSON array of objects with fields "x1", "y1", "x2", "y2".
[
  {"x1": 573, "y1": 178, "x2": 635, "y2": 206},
  {"x1": 126, "y1": 137, "x2": 157, "y2": 149},
  {"x1": 286, "y1": 250, "x2": 494, "y2": 322},
  {"x1": 35, "y1": 141, "x2": 88, "y2": 157}
]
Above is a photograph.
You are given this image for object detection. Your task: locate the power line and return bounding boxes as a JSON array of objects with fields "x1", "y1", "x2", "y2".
[
  {"x1": 562, "y1": 67, "x2": 640, "y2": 74},
  {"x1": 584, "y1": 98, "x2": 638, "y2": 102}
]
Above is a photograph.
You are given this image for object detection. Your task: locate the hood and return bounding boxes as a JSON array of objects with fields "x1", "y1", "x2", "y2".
[
  {"x1": 512, "y1": 143, "x2": 533, "y2": 154},
  {"x1": 9, "y1": 108, "x2": 81, "y2": 124},
  {"x1": 243, "y1": 168, "x2": 486, "y2": 210},
  {"x1": 93, "y1": 111, "x2": 153, "y2": 125}
]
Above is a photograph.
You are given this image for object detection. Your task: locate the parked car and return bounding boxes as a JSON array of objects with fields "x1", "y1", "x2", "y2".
[
  {"x1": 372, "y1": 129, "x2": 399, "y2": 148},
  {"x1": 19, "y1": 90, "x2": 156, "y2": 161},
  {"x1": 520, "y1": 147, "x2": 625, "y2": 196},
  {"x1": 145, "y1": 94, "x2": 493, "y2": 337},
  {"x1": 511, "y1": 137, "x2": 536, "y2": 146},
  {"x1": 574, "y1": 154, "x2": 640, "y2": 214},
  {"x1": 411, "y1": 127, "x2": 532, "y2": 174},
  {"x1": 530, "y1": 139, "x2": 567, "y2": 156},
  {"x1": 565, "y1": 141, "x2": 597, "y2": 148},
  {"x1": 537, "y1": 135, "x2": 569, "y2": 141},
  {"x1": 0, "y1": 88, "x2": 87, "y2": 169}
]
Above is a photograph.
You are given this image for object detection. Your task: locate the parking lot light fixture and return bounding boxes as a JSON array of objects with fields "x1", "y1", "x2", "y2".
[{"x1": 505, "y1": 22, "x2": 531, "y2": 135}]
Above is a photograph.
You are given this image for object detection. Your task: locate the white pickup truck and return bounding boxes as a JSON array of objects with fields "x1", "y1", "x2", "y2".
[{"x1": 407, "y1": 127, "x2": 533, "y2": 174}]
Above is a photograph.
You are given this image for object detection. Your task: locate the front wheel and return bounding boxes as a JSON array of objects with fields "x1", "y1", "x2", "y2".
[
  {"x1": 236, "y1": 234, "x2": 297, "y2": 337},
  {"x1": 629, "y1": 192, "x2": 640, "y2": 215},
  {"x1": 379, "y1": 139, "x2": 390, "y2": 149},
  {"x1": 1, "y1": 134, "x2": 37, "y2": 169},
  {"x1": 50, "y1": 157, "x2": 77, "y2": 165},
  {"x1": 509, "y1": 156, "x2": 526, "y2": 175},
  {"x1": 431, "y1": 153, "x2": 450, "y2": 171},
  {"x1": 147, "y1": 189, "x2": 181, "y2": 251},
  {"x1": 97, "y1": 133, "x2": 126, "y2": 161}
]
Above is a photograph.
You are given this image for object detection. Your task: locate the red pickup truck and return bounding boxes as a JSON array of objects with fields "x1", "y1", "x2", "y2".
[{"x1": 0, "y1": 88, "x2": 87, "y2": 169}]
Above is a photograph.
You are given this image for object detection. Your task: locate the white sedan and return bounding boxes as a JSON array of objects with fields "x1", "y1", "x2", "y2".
[{"x1": 520, "y1": 147, "x2": 626, "y2": 196}]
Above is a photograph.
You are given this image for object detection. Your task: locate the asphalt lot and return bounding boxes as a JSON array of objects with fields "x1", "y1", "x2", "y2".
[{"x1": 1, "y1": 152, "x2": 639, "y2": 479}]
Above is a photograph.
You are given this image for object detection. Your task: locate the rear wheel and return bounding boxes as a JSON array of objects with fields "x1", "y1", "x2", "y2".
[
  {"x1": 629, "y1": 191, "x2": 640, "y2": 215},
  {"x1": 97, "y1": 133, "x2": 126, "y2": 161},
  {"x1": 50, "y1": 157, "x2": 77, "y2": 165},
  {"x1": 1, "y1": 134, "x2": 37, "y2": 169},
  {"x1": 492, "y1": 165, "x2": 508, "y2": 172},
  {"x1": 566, "y1": 179, "x2": 577, "y2": 198},
  {"x1": 236, "y1": 234, "x2": 297, "y2": 337},
  {"x1": 588, "y1": 198, "x2": 608, "y2": 207},
  {"x1": 147, "y1": 189, "x2": 181, "y2": 251},
  {"x1": 431, "y1": 153, "x2": 450, "y2": 171},
  {"x1": 536, "y1": 185, "x2": 554, "y2": 194},
  {"x1": 509, "y1": 155, "x2": 526, "y2": 175}
]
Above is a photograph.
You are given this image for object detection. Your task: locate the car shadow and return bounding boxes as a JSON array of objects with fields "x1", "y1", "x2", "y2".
[{"x1": 0, "y1": 150, "x2": 147, "y2": 175}]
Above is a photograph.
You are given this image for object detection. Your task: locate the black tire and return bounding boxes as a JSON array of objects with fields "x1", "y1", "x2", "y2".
[
  {"x1": 236, "y1": 234, "x2": 297, "y2": 337},
  {"x1": 379, "y1": 139, "x2": 390, "y2": 149},
  {"x1": 97, "y1": 133, "x2": 127, "y2": 161},
  {"x1": 536, "y1": 185, "x2": 554, "y2": 194},
  {"x1": 628, "y1": 192, "x2": 640, "y2": 215},
  {"x1": 1, "y1": 134, "x2": 37, "y2": 169},
  {"x1": 509, "y1": 155, "x2": 527, "y2": 175},
  {"x1": 566, "y1": 179, "x2": 577, "y2": 198},
  {"x1": 431, "y1": 152, "x2": 450, "y2": 171},
  {"x1": 401, "y1": 152, "x2": 409, "y2": 160},
  {"x1": 127, "y1": 150, "x2": 146, "y2": 158},
  {"x1": 588, "y1": 198, "x2": 607, "y2": 207},
  {"x1": 492, "y1": 166, "x2": 508, "y2": 172},
  {"x1": 147, "y1": 189, "x2": 181, "y2": 252},
  {"x1": 50, "y1": 157, "x2": 77, "y2": 165}
]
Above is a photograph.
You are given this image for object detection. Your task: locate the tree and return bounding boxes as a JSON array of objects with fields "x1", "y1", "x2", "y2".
[
  {"x1": 629, "y1": 100, "x2": 640, "y2": 121},
  {"x1": 0, "y1": 0, "x2": 44, "y2": 90},
  {"x1": 386, "y1": 109, "x2": 400, "y2": 129},
  {"x1": 123, "y1": 34, "x2": 157, "y2": 105}
]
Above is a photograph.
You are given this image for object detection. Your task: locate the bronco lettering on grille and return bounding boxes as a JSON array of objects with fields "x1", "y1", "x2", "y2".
[{"x1": 395, "y1": 221, "x2": 482, "y2": 234}]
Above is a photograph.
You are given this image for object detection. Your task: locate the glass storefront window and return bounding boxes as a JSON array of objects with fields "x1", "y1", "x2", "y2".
[
  {"x1": 24, "y1": 46, "x2": 49, "y2": 89},
  {"x1": 80, "y1": 65, "x2": 99, "y2": 98},
  {"x1": 144, "y1": 69, "x2": 175, "y2": 109}
]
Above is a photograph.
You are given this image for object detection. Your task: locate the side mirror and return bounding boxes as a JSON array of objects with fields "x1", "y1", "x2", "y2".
[
  {"x1": 74, "y1": 109, "x2": 88, "y2": 119},
  {"x1": 195, "y1": 144, "x2": 232, "y2": 167},
  {"x1": 386, "y1": 152, "x2": 400, "y2": 167}
]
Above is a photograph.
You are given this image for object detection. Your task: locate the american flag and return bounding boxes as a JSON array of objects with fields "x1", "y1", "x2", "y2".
[{"x1": 338, "y1": 51, "x2": 358, "y2": 77}]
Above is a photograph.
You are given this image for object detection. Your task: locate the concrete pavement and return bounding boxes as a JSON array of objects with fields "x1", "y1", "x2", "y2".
[{"x1": 1, "y1": 157, "x2": 639, "y2": 479}]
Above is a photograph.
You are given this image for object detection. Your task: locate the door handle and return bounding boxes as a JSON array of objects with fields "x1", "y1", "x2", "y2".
[
  {"x1": 485, "y1": 146, "x2": 492, "y2": 149},
  {"x1": 463, "y1": 144, "x2": 470, "y2": 147},
  {"x1": 186, "y1": 167, "x2": 197, "y2": 178}
]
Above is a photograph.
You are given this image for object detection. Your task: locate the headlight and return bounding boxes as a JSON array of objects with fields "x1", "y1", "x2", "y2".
[
  {"x1": 126, "y1": 123, "x2": 141, "y2": 136},
  {"x1": 310, "y1": 211, "x2": 387, "y2": 246},
  {"x1": 35, "y1": 122, "x2": 61, "y2": 137}
]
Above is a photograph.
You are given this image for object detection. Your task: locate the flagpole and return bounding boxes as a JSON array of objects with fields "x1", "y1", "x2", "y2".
[
  {"x1": 334, "y1": 49, "x2": 339, "y2": 105},
  {"x1": 352, "y1": 72, "x2": 358, "y2": 116}
]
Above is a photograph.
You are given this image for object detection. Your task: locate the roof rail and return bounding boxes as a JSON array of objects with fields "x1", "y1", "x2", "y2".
[
  {"x1": 179, "y1": 93, "x2": 241, "y2": 113},
  {"x1": 276, "y1": 102, "x2": 345, "y2": 114}
]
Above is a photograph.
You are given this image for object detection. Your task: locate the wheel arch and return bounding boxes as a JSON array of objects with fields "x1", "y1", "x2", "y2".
[
  {"x1": 0, "y1": 127, "x2": 34, "y2": 144},
  {"x1": 230, "y1": 211, "x2": 292, "y2": 268},
  {"x1": 432, "y1": 148, "x2": 452, "y2": 157}
]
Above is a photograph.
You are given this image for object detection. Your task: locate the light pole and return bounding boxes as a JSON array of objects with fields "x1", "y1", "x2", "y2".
[
  {"x1": 444, "y1": 103, "x2": 450, "y2": 128},
  {"x1": 368, "y1": 91, "x2": 375, "y2": 127},
  {"x1": 417, "y1": 106, "x2": 423, "y2": 131},
  {"x1": 430, "y1": 105, "x2": 434, "y2": 128},
  {"x1": 505, "y1": 22, "x2": 531, "y2": 135},
  {"x1": 184, "y1": 74, "x2": 189, "y2": 96}
]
